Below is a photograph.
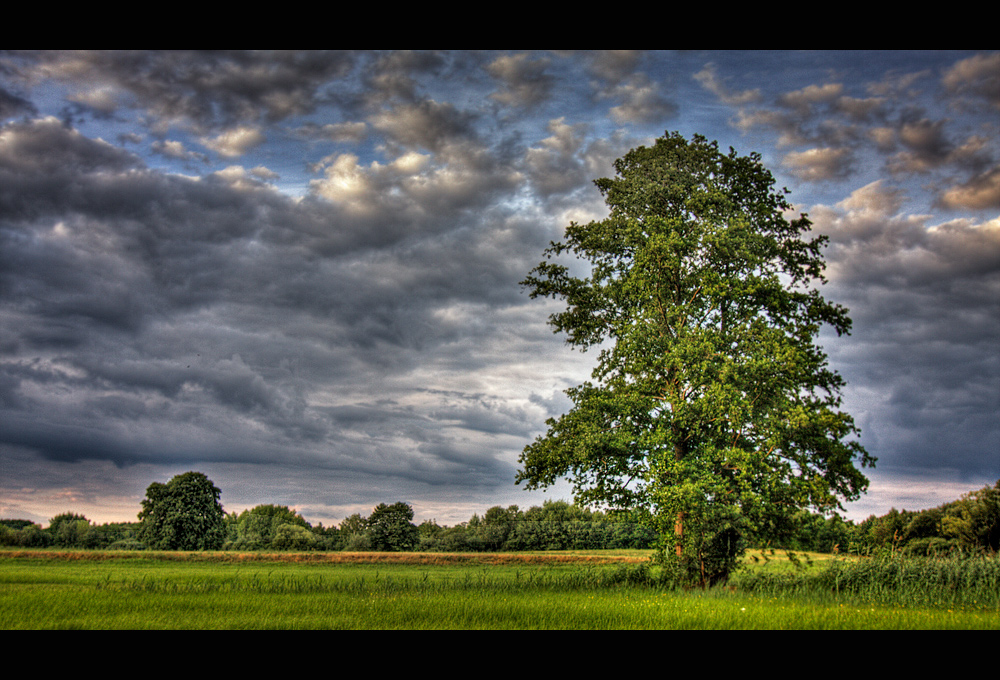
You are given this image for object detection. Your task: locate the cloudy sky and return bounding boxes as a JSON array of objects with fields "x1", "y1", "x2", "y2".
[{"x1": 1, "y1": 50, "x2": 997, "y2": 529}]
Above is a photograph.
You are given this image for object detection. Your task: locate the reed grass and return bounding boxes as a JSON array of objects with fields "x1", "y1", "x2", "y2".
[{"x1": 731, "y1": 551, "x2": 1000, "y2": 610}]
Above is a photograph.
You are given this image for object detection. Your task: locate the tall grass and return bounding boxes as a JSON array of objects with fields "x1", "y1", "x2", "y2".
[
  {"x1": 732, "y1": 552, "x2": 1000, "y2": 609},
  {"x1": 91, "y1": 561, "x2": 661, "y2": 595}
]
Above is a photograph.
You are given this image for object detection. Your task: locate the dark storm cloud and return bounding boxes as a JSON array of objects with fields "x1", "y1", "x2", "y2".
[
  {"x1": 485, "y1": 53, "x2": 557, "y2": 109},
  {"x1": 811, "y1": 180, "x2": 999, "y2": 481},
  {"x1": 4, "y1": 50, "x2": 358, "y2": 133},
  {"x1": 0, "y1": 86, "x2": 36, "y2": 119},
  {"x1": 0, "y1": 102, "x2": 563, "y2": 507}
]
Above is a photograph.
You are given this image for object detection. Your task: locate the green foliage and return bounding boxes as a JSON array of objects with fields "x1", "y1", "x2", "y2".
[
  {"x1": 338, "y1": 513, "x2": 368, "y2": 538},
  {"x1": 138, "y1": 471, "x2": 227, "y2": 550},
  {"x1": 0, "y1": 519, "x2": 37, "y2": 531},
  {"x1": 417, "y1": 523, "x2": 475, "y2": 552},
  {"x1": 418, "y1": 519, "x2": 445, "y2": 539},
  {"x1": 762, "y1": 508, "x2": 855, "y2": 554},
  {"x1": 516, "y1": 131, "x2": 873, "y2": 587},
  {"x1": 476, "y1": 505, "x2": 520, "y2": 551},
  {"x1": 367, "y1": 502, "x2": 419, "y2": 552},
  {"x1": 99, "y1": 522, "x2": 144, "y2": 548},
  {"x1": 4, "y1": 477, "x2": 997, "y2": 561},
  {"x1": 1, "y1": 518, "x2": 145, "y2": 549},
  {"x1": 226, "y1": 504, "x2": 314, "y2": 550},
  {"x1": 846, "y1": 481, "x2": 1000, "y2": 557},
  {"x1": 48, "y1": 513, "x2": 90, "y2": 548},
  {"x1": 271, "y1": 523, "x2": 320, "y2": 551},
  {"x1": 0, "y1": 521, "x2": 51, "y2": 547},
  {"x1": 414, "y1": 500, "x2": 656, "y2": 553},
  {"x1": 941, "y1": 481, "x2": 1000, "y2": 553}
]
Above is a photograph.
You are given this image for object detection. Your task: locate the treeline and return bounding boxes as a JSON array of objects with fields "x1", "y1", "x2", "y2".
[
  {"x1": 766, "y1": 480, "x2": 1000, "y2": 557},
  {"x1": 0, "y1": 495, "x2": 655, "y2": 553},
  {"x1": 848, "y1": 480, "x2": 1000, "y2": 556},
  {"x1": 2, "y1": 476, "x2": 997, "y2": 556},
  {"x1": 350, "y1": 501, "x2": 657, "y2": 553},
  {"x1": 0, "y1": 514, "x2": 144, "y2": 550}
]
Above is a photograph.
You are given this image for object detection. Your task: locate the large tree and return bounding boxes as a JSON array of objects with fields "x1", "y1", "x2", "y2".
[
  {"x1": 516, "y1": 132, "x2": 874, "y2": 586},
  {"x1": 138, "y1": 471, "x2": 227, "y2": 550}
]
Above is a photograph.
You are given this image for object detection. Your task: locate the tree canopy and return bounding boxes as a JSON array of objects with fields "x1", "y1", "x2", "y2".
[
  {"x1": 367, "y1": 502, "x2": 420, "y2": 552},
  {"x1": 138, "y1": 471, "x2": 227, "y2": 550},
  {"x1": 516, "y1": 131, "x2": 875, "y2": 586},
  {"x1": 226, "y1": 504, "x2": 311, "y2": 550}
]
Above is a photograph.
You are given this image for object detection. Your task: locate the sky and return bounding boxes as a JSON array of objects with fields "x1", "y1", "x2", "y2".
[{"x1": 1, "y1": 50, "x2": 997, "y2": 529}]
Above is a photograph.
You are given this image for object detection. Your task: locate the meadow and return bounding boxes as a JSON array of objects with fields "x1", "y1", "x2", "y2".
[{"x1": 1, "y1": 548, "x2": 997, "y2": 629}]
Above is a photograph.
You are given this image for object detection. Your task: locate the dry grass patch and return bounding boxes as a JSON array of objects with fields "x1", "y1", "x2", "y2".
[{"x1": 0, "y1": 548, "x2": 649, "y2": 566}]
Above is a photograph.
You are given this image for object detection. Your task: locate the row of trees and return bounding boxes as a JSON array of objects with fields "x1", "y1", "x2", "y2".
[
  {"x1": 3, "y1": 470, "x2": 996, "y2": 557},
  {"x1": 348, "y1": 501, "x2": 657, "y2": 553},
  {"x1": 846, "y1": 480, "x2": 1000, "y2": 556},
  {"x1": 0, "y1": 471, "x2": 653, "y2": 552},
  {"x1": 756, "y1": 480, "x2": 1000, "y2": 557},
  {"x1": 0, "y1": 514, "x2": 144, "y2": 550}
]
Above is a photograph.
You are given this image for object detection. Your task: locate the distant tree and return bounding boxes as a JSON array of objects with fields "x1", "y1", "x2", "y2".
[
  {"x1": 942, "y1": 481, "x2": 1000, "y2": 553},
  {"x1": 773, "y1": 509, "x2": 853, "y2": 554},
  {"x1": 367, "y1": 502, "x2": 419, "y2": 552},
  {"x1": 102, "y1": 522, "x2": 146, "y2": 551},
  {"x1": 848, "y1": 514, "x2": 880, "y2": 555},
  {"x1": 479, "y1": 505, "x2": 521, "y2": 551},
  {"x1": 338, "y1": 512, "x2": 371, "y2": 551},
  {"x1": 138, "y1": 471, "x2": 226, "y2": 550},
  {"x1": 227, "y1": 504, "x2": 310, "y2": 550},
  {"x1": 48, "y1": 512, "x2": 91, "y2": 548},
  {"x1": 309, "y1": 522, "x2": 342, "y2": 551},
  {"x1": 418, "y1": 519, "x2": 445, "y2": 540},
  {"x1": 903, "y1": 507, "x2": 944, "y2": 543},
  {"x1": 0, "y1": 521, "x2": 50, "y2": 547},
  {"x1": 524, "y1": 499, "x2": 591, "y2": 524},
  {"x1": 271, "y1": 523, "x2": 319, "y2": 551},
  {"x1": 338, "y1": 513, "x2": 368, "y2": 537},
  {"x1": 0, "y1": 519, "x2": 39, "y2": 531}
]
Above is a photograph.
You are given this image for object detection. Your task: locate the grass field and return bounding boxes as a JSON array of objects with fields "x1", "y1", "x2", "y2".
[{"x1": 1, "y1": 548, "x2": 997, "y2": 629}]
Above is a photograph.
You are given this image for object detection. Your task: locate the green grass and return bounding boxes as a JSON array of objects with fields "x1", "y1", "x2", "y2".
[
  {"x1": 1, "y1": 549, "x2": 997, "y2": 629},
  {"x1": 734, "y1": 548, "x2": 1000, "y2": 611}
]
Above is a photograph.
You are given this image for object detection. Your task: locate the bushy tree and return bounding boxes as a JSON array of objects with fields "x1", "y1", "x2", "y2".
[
  {"x1": 48, "y1": 512, "x2": 99, "y2": 548},
  {"x1": 271, "y1": 523, "x2": 320, "y2": 551},
  {"x1": 942, "y1": 481, "x2": 1000, "y2": 553},
  {"x1": 769, "y1": 509, "x2": 853, "y2": 554},
  {"x1": 338, "y1": 512, "x2": 371, "y2": 551},
  {"x1": 903, "y1": 507, "x2": 944, "y2": 543},
  {"x1": 102, "y1": 522, "x2": 146, "y2": 551},
  {"x1": 517, "y1": 132, "x2": 874, "y2": 587},
  {"x1": 138, "y1": 471, "x2": 226, "y2": 550},
  {"x1": 308, "y1": 522, "x2": 342, "y2": 551},
  {"x1": 227, "y1": 504, "x2": 311, "y2": 550},
  {"x1": 0, "y1": 520, "x2": 51, "y2": 547},
  {"x1": 367, "y1": 502, "x2": 419, "y2": 552},
  {"x1": 477, "y1": 505, "x2": 521, "y2": 551}
]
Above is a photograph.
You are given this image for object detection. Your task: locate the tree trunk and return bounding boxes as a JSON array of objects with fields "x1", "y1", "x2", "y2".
[
  {"x1": 674, "y1": 511, "x2": 684, "y2": 557},
  {"x1": 673, "y1": 437, "x2": 686, "y2": 557}
]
